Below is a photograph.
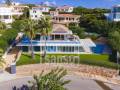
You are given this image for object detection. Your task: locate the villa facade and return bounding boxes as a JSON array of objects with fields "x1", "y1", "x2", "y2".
[
  {"x1": 30, "y1": 8, "x2": 44, "y2": 20},
  {"x1": 0, "y1": 6, "x2": 13, "y2": 23},
  {"x1": 32, "y1": 6, "x2": 50, "y2": 13},
  {"x1": 13, "y1": 5, "x2": 29, "y2": 13},
  {"x1": 0, "y1": 5, "x2": 27, "y2": 23},
  {"x1": 56, "y1": 5, "x2": 74, "y2": 13},
  {"x1": 108, "y1": 5, "x2": 120, "y2": 21},
  {"x1": 17, "y1": 24, "x2": 96, "y2": 54},
  {"x1": 52, "y1": 14, "x2": 80, "y2": 25}
]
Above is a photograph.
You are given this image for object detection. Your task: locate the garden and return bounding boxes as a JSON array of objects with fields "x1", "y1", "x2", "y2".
[{"x1": 16, "y1": 53, "x2": 120, "y2": 69}]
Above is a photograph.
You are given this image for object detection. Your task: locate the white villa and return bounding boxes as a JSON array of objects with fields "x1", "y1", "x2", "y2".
[
  {"x1": 56, "y1": 5, "x2": 74, "y2": 13},
  {"x1": 13, "y1": 5, "x2": 29, "y2": 13},
  {"x1": 110, "y1": 5, "x2": 120, "y2": 21},
  {"x1": 17, "y1": 24, "x2": 96, "y2": 54},
  {"x1": 32, "y1": 6, "x2": 50, "y2": 13},
  {"x1": 0, "y1": 6, "x2": 13, "y2": 23},
  {"x1": 50, "y1": 11, "x2": 59, "y2": 17},
  {"x1": 30, "y1": 8, "x2": 44, "y2": 20},
  {"x1": 0, "y1": 4, "x2": 28, "y2": 23}
]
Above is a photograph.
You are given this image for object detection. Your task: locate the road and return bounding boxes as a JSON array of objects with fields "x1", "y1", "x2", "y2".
[
  {"x1": 0, "y1": 75, "x2": 104, "y2": 90},
  {"x1": 0, "y1": 74, "x2": 120, "y2": 90}
]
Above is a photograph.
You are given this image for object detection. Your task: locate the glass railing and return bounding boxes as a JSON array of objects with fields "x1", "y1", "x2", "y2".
[{"x1": 21, "y1": 40, "x2": 80, "y2": 44}]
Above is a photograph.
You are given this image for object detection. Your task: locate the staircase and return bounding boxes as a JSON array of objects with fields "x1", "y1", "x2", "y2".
[{"x1": 4, "y1": 47, "x2": 20, "y2": 67}]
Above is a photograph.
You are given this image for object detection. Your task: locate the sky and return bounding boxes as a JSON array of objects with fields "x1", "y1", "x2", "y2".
[{"x1": 1, "y1": 0, "x2": 120, "y2": 8}]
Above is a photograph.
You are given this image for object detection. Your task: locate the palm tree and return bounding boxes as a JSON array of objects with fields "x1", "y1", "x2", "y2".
[
  {"x1": 0, "y1": 22, "x2": 6, "y2": 30},
  {"x1": 36, "y1": 17, "x2": 52, "y2": 62},
  {"x1": 0, "y1": 49, "x2": 5, "y2": 68},
  {"x1": 29, "y1": 67, "x2": 70, "y2": 90},
  {"x1": 109, "y1": 29, "x2": 120, "y2": 72},
  {"x1": 21, "y1": 19, "x2": 36, "y2": 59}
]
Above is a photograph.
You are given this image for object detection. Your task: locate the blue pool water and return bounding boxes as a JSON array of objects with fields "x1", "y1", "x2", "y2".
[{"x1": 91, "y1": 43, "x2": 112, "y2": 54}]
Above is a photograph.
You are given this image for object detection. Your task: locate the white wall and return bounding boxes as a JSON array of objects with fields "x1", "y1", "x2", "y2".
[
  {"x1": 0, "y1": 6, "x2": 24, "y2": 23},
  {"x1": 30, "y1": 9, "x2": 43, "y2": 20},
  {"x1": 56, "y1": 6, "x2": 74, "y2": 13},
  {"x1": 0, "y1": 7, "x2": 13, "y2": 23}
]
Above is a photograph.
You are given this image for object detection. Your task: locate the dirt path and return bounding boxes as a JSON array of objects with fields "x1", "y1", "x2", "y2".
[
  {"x1": 4, "y1": 47, "x2": 19, "y2": 67},
  {"x1": 16, "y1": 63, "x2": 120, "y2": 85}
]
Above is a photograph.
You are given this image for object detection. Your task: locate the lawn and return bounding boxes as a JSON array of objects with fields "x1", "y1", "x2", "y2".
[
  {"x1": 80, "y1": 54, "x2": 109, "y2": 61},
  {"x1": 17, "y1": 54, "x2": 40, "y2": 66},
  {"x1": 16, "y1": 53, "x2": 119, "y2": 69}
]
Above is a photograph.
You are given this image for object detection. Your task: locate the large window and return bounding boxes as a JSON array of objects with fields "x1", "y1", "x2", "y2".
[
  {"x1": 33, "y1": 10, "x2": 36, "y2": 13},
  {"x1": 34, "y1": 46, "x2": 40, "y2": 52},
  {"x1": 22, "y1": 46, "x2": 28, "y2": 52},
  {"x1": 113, "y1": 7, "x2": 120, "y2": 13},
  {"x1": 4, "y1": 15, "x2": 9, "y2": 19},
  {"x1": 34, "y1": 34, "x2": 41, "y2": 40},
  {"x1": 79, "y1": 47, "x2": 84, "y2": 52}
]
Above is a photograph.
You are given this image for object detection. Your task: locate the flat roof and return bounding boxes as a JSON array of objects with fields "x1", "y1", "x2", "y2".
[
  {"x1": 17, "y1": 40, "x2": 81, "y2": 46},
  {"x1": 17, "y1": 39, "x2": 96, "y2": 47}
]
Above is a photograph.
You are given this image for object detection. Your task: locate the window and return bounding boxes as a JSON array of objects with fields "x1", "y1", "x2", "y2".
[
  {"x1": 33, "y1": 10, "x2": 36, "y2": 13},
  {"x1": 114, "y1": 7, "x2": 120, "y2": 13},
  {"x1": 22, "y1": 46, "x2": 28, "y2": 52},
  {"x1": 40, "y1": 8, "x2": 43, "y2": 10},
  {"x1": 4, "y1": 15, "x2": 9, "y2": 19},
  {"x1": 35, "y1": 15, "x2": 37, "y2": 18},
  {"x1": 34, "y1": 46, "x2": 40, "y2": 52},
  {"x1": 79, "y1": 47, "x2": 84, "y2": 52}
]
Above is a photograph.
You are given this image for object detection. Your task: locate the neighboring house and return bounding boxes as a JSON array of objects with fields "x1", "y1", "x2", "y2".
[
  {"x1": 30, "y1": 8, "x2": 44, "y2": 20},
  {"x1": 32, "y1": 6, "x2": 50, "y2": 13},
  {"x1": 0, "y1": 6, "x2": 23, "y2": 24},
  {"x1": 0, "y1": 6, "x2": 13, "y2": 24},
  {"x1": 0, "y1": 3, "x2": 28, "y2": 24},
  {"x1": 50, "y1": 11, "x2": 59, "y2": 17},
  {"x1": 56, "y1": 5, "x2": 74, "y2": 13},
  {"x1": 109, "y1": 5, "x2": 120, "y2": 21},
  {"x1": 17, "y1": 24, "x2": 96, "y2": 54},
  {"x1": 13, "y1": 5, "x2": 29, "y2": 13},
  {"x1": 52, "y1": 14, "x2": 80, "y2": 25}
]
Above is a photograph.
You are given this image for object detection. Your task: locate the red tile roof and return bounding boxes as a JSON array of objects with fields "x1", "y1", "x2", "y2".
[{"x1": 55, "y1": 14, "x2": 80, "y2": 18}]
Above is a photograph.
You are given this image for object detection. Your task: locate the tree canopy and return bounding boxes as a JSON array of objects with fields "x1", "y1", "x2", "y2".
[{"x1": 73, "y1": 6, "x2": 110, "y2": 15}]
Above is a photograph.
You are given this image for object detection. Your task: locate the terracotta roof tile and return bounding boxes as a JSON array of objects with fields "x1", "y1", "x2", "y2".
[{"x1": 55, "y1": 14, "x2": 80, "y2": 17}]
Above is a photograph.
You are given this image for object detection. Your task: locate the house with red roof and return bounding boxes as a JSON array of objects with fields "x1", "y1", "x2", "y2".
[{"x1": 52, "y1": 13, "x2": 80, "y2": 25}]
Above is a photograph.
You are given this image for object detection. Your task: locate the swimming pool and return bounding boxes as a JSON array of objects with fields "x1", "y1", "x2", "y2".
[{"x1": 91, "y1": 43, "x2": 112, "y2": 54}]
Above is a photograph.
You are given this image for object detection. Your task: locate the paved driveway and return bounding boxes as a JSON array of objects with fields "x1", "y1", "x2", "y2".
[
  {"x1": 0, "y1": 74, "x2": 120, "y2": 90},
  {"x1": 64, "y1": 75, "x2": 103, "y2": 90},
  {"x1": 0, "y1": 75, "x2": 104, "y2": 90}
]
